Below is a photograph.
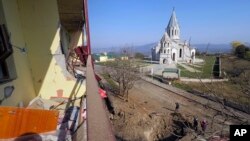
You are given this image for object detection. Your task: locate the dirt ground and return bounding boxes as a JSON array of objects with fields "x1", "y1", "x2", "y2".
[{"x1": 104, "y1": 80, "x2": 238, "y2": 141}]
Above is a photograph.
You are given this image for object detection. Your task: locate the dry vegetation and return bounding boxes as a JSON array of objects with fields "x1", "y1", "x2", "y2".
[
  {"x1": 173, "y1": 55, "x2": 250, "y2": 106},
  {"x1": 102, "y1": 58, "x2": 142, "y2": 101}
]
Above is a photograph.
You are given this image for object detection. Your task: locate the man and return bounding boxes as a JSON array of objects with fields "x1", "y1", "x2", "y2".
[
  {"x1": 175, "y1": 102, "x2": 180, "y2": 112},
  {"x1": 193, "y1": 116, "x2": 198, "y2": 131},
  {"x1": 200, "y1": 118, "x2": 208, "y2": 133}
]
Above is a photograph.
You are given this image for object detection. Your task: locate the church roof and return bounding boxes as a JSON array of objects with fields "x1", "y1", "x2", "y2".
[
  {"x1": 161, "y1": 32, "x2": 170, "y2": 42},
  {"x1": 167, "y1": 9, "x2": 179, "y2": 30}
]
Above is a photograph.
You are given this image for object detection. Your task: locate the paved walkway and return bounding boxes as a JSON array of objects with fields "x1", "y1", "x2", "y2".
[
  {"x1": 141, "y1": 76, "x2": 250, "y2": 121},
  {"x1": 142, "y1": 63, "x2": 177, "y2": 76},
  {"x1": 194, "y1": 58, "x2": 205, "y2": 64},
  {"x1": 178, "y1": 62, "x2": 201, "y2": 72},
  {"x1": 191, "y1": 64, "x2": 203, "y2": 68}
]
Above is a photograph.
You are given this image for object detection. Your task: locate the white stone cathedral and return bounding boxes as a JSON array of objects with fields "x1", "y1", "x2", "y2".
[{"x1": 152, "y1": 9, "x2": 196, "y2": 64}]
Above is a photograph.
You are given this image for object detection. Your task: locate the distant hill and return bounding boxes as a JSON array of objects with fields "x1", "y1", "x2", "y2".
[
  {"x1": 92, "y1": 43, "x2": 232, "y2": 56},
  {"x1": 133, "y1": 42, "x2": 157, "y2": 56},
  {"x1": 92, "y1": 47, "x2": 121, "y2": 54},
  {"x1": 92, "y1": 43, "x2": 156, "y2": 55},
  {"x1": 193, "y1": 44, "x2": 232, "y2": 54},
  {"x1": 133, "y1": 43, "x2": 232, "y2": 55}
]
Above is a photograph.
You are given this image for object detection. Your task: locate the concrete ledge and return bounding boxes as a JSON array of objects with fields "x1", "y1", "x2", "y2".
[{"x1": 180, "y1": 78, "x2": 229, "y2": 82}]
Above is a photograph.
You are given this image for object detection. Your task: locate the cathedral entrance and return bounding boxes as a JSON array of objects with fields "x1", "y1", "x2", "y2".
[
  {"x1": 163, "y1": 59, "x2": 167, "y2": 64},
  {"x1": 192, "y1": 52, "x2": 194, "y2": 59},
  {"x1": 172, "y1": 53, "x2": 176, "y2": 61}
]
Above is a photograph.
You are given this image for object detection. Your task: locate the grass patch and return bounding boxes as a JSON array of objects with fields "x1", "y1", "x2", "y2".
[
  {"x1": 133, "y1": 61, "x2": 150, "y2": 68},
  {"x1": 200, "y1": 56, "x2": 215, "y2": 78},
  {"x1": 187, "y1": 64, "x2": 203, "y2": 71},
  {"x1": 177, "y1": 55, "x2": 215, "y2": 78},
  {"x1": 95, "y1": 62, "x2": 108, "y2": 66},
  {"x1": 172, "y1": 81, "x2": 193, "y2": 91},
  {"x1": 177, "y1": 64, "x2": 202, "y2": 78},
  {"x1": 101, "y1": 73, "x2": 119, "y2": 90}
]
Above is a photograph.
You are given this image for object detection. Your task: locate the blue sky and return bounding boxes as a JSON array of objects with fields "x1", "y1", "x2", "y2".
[{"x1": 88, "y1": 0, "x2": 250, "y2": 48}]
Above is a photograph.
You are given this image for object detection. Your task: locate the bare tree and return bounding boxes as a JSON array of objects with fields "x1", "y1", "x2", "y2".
[{"x1": 105, "y1": 58, "x2": 141, "y2": 101}]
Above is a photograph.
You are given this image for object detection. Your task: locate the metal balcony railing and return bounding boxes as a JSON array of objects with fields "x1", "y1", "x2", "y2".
[
  {"x1": 81, "y1": 0, "x2": 115, "y2": 140},
  {"x1": 85, "y1": 55, "x2": 115, "y2": 141}
]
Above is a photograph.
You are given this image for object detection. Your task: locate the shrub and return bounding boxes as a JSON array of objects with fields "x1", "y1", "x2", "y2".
[
  {"x1": 134, "y1": 52, "x2": 145, "y2": 60},
  {"x1": 235, "y1": 45, "x2": 246, "y2": 58},
  {"x1": 245, "y1": 51, "x2": 250, "y2": 60}
]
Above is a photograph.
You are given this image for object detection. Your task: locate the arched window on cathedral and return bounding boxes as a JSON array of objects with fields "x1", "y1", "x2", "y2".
[
  {"x1": 179, "y1": 49, "x2": 182, "y2": 58},
  {"x1": 167, "y1": 49, "x2": 170, "y2": 54},
  {"x1": 167, "y1": 42, "x2": 170, "y2": 47},
  {"x1": 164, "y1": 49, "x2": 166, "y2": 54},
  {"x1": 171, "y1": 29, "x2": 174, "y2": 36}
]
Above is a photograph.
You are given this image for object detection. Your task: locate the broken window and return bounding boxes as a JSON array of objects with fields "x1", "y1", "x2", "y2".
[
  {"x1": 0, "y1": 24, "x2": 16, "y2": 83},
  {"x1": 0, "y1": 24, "x2": 12, "y2": 61}
]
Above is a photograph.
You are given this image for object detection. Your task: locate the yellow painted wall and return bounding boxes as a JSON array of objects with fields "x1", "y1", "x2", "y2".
[
  {"x1": 69, "y1": 31, "x2": 83, "y2": 48},
  {"x1": 17, "y1": 0, "x2": 60, "y2": 94},
  {"x1": 17, "y1": 0, "x2": 85, "y2": 99},
  {"x1": 0, "y1": 0, "x2": 86, "y2": 106},
  {"x1": 0, "y1": 0, "x2": 36, "y2": 106}
]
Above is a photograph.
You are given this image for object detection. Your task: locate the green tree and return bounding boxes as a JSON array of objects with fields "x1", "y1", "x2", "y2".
[
  {"x1": 245, "y1": 51, "x2": 250, "y2": 60},
  {"x1": 235, "y1": 45, "x2": 246, "y2": 58},
  {"x1": 134, "y1": 52, "x2": 145, "y2": 60},
  {"x1": 231, "y1": 41, "x2": 250, "y2": 59},
  {"x1": 231, "y1": 41, "x2": 243, "y2": 54},
  {"x1": 231, "y1": 41, "x2": 243, "y2": 48}
]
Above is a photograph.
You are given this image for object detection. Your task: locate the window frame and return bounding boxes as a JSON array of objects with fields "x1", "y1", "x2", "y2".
[
  {"x1": 0, "y1": 24, "x2": 14, "y2": 84},
  {"x1": 0, "y1": 24, "x2": 12, "y2": 61}
]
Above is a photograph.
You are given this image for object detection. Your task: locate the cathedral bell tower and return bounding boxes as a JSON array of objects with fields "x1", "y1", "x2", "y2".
[{"x1": 166, "y1": 8, "x2": 180, "y2": 40}]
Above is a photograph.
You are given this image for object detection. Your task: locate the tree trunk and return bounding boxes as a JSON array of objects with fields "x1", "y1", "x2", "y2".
[
  {"x1": 126, "y1": 90, "x2": 129, "y2": 102},
  {"x1": 119, "y1": 82, "x2": 122, "y2": 96}
]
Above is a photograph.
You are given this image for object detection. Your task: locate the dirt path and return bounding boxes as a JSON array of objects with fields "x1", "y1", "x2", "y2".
[
  {"x1": 131, "y1": 80, "x2": 206, "y2": 116},
  {"x1": 178, "y1": 63, "x2": 201, "y2": 72}
]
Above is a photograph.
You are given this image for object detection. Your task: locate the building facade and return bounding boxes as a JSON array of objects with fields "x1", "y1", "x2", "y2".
[
  {"x1": 0, "y1": 0, "x2": 85, "y2": 106},
  {"x1": 152, "y1": 10, "x2": 196, "y2": 64}
]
